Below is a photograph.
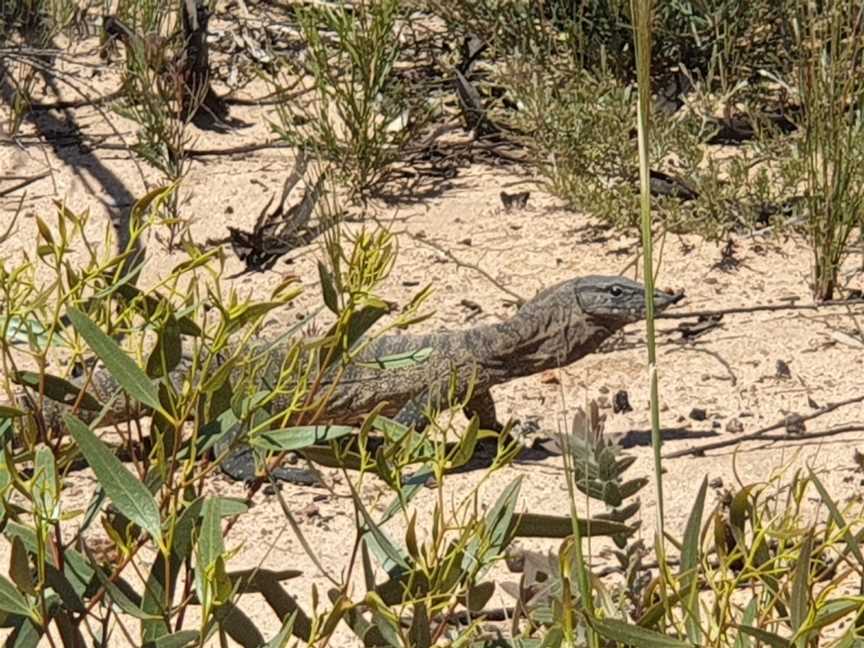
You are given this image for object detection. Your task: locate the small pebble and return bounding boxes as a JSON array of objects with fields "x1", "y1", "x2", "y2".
[
  {"x1": 784, "y1": 413, "x2": 806, "y2": 435},
  {"x1": 613, "y1": 390, "x2": 633, "y2": 414},
  {"x1": 726, "y1": 418, "x2": 744, "y2": 434},
  {"x1": 263, "y1": 483, "x2": 282, "y2": 496},
  {"x1": 775, "y1": 360, "x2": 792, "y2": 379},
  {"x1": 689, "y1": 408, "x2": 708, "y2": 422}
]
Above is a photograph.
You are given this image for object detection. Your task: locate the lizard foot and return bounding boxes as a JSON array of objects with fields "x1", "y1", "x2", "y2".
[{"x1": 220, "y1": 448, "x2": 321, "y2": 487}]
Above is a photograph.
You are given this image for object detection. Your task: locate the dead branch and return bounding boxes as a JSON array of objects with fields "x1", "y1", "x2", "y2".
[
  {"x1": 664, "y1": 394, "x2": 864, "y2": 458},
  {"x1": 0, "y1": 171, "x2": 50, "y2": 198},
  {"x1": 403, "y1": 231, "x2": 527, "y2": 306},
  {"x1": 658, "y1": 299, "x2": 864, "y2": 320}
]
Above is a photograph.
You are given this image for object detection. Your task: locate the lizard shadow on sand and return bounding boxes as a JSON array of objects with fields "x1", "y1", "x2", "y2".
[{"x1": 429, "y1": 427, "x2": 720, "y2": 475}]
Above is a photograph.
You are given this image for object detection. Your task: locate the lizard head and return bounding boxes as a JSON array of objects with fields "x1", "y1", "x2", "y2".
[
  {"x1": 573, "y1": 275, "x2": 682, "y2": 323},
  {"x1": 487, "y1": 274, "x2": 683, "y2": 377}
]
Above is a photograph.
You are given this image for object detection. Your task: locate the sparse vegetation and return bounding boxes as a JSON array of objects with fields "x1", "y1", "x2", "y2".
[{"x1": 2, "y1": 0, "x2": 864, "y2": 645}]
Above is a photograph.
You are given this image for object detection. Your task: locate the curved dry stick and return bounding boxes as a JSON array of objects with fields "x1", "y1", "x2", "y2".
[
  {"x1": 664, "y1": 394, "x2": 864, "y2": 459},
  {"x1": 667, "y1": 345, "x2": 738, "y2": 386},
  {"x1": 658, "y1": 299, "x2": 864, "y2": 320},
  {"x1": 404, "y1": 231, "x2": 527, "y2": 306}
]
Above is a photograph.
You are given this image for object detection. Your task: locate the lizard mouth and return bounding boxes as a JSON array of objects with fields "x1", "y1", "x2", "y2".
[{"x1": 654, "y1": 288, "x2": 684, "y2": 310}]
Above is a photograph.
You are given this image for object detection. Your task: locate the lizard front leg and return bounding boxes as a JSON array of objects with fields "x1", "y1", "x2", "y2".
[
  {"x1": 465, "y1": 389, "x2": 539, "y2": 447},
  {"x1": 463, "y1": 389, "x2": 504, "y2": 432}
]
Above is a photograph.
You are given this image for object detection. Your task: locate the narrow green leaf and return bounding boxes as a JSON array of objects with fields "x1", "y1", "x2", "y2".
[
  {"x1": 145, "y1": 629, "x2": 199, "y2": 648},
  {"x1": 790, "y1": 529, "x2": 813, "y2": 632},
  {"x1": 318, "y1": 261, "x2": 339, "y2": 314},
  {"x1": 198, "y1": 499, "x2": 224, "y2": 571},
  {"x1": 141, "y1": 552, "x2": 180, "y2": 643},
  {"x1": 358, "y1": 346, "x2": 434, "y2": 369},
  {"x1": 463, "y1": 581, "x2": 495, "y2": 612},
  {"x1": 810, "y1": 469, "x2": 864, "y2": 565},
  {"x1": 464, "y1": 477, "x2": 522, "y2": 576},
  {"x1": 9, "y1": 537, "x2": 34, "y2": 596},
  {"x1": 0, "y1": 574, "x2": 34, "y2": 618},
  {"x1": 109, "y1": 283, "x2": 201, "y2": 336},
  {"x1": 735, "y1": 625, "x2": 791, "y2": 648},
  {"x1": 448, "y1": 414, "x2": 479, "y2": 470},
  {"x1": 681, "y1": 477, "x2": 708, "y2": 645},
  {"x1": 592, "y1": 617, "x2": 694, "y2": 647},
  {"x1": 250, "y1": 425, "x2": 354, "y2": 451},
  {"x1": 146, "y1": 318, "x2": 182, "y2": 379},
  {"x1": 64, "y1": 415, "x2": 162, "y2": 546},
  {"x1": 350, "y1": 481, "x2": 409, "y2": 576},
  {"x1": 92, "y1": 564, "x2": 159, "y2": 620},
  {"x1": 343, "y1": 301, "x2": 392, "y2": 352},
  {"x1": 734, "y1": 598, "x2": 758, "y2": 648},
  {"x1": 33, "y1": 445, "x2": 58, "y2": 518},
  {"x1": 1, "y1": 315, "x2": 62, "y2": 349},
  {"x1": 225, "y1": 301, "x2": 288, "y2": 335},
  {"x1": 65, "y1": 307, "x2": 162, "y2": 413},
  {"x1": 681, "y1": 477, "x2": 707, "y2": 574},
  {"x1": 7, "y1": 615, "x2": 42, "y2": 647},
  {"x1": 803, "y1": 599, "x2": 861, "y2": 637},
  {"x1": 12, "y1": 371, "x2": 103, "y2": 412},
  {"x1": 408, "y1": 601, "x2": 431, "y2": 648},
  {"x1": 0, "y1": 405, "x2": 25, "y2": 417}
]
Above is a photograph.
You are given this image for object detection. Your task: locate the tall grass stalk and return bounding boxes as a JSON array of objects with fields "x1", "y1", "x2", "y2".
[
  {"x1": 630, "y1": 0, "x2": 665, "y2": 549},
  {"x1": 792, "y1": 0, "x2": 864, "y2": 300}
]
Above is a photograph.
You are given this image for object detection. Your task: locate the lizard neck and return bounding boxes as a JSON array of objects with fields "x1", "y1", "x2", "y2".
[{"x1": 467, "y1": 303, "x2": 617, "y2": 384}]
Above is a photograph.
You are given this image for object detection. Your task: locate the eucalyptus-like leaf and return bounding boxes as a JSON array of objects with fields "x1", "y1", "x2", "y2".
[
  {"x1": 146, "y1": 317, "x2": 182, "y2": 379},
  {"x1": 358, "y1": 346, "x2": 433, "y2": 369},
  {"x1": 591, "y1": 617, "x2": 695, "y2": 647},
  {"x1": 0, "y1": 574, "x2": 34, "y2": 619},
  {"x1": 8, "y1": 537, "x2": 34, "y2": 596},
  {"x1": 146, "y1": 629, "x2": 199, "y2": 648},
  {"x1": 318, "y1": 261, "x2": 339, "y2": 314},
  {"x1": 681, "y1": 477, "x2": 708, "y2": 645},
  {"x1": 734, "y1": 625, "x2": 791, "y2": 648},
  {"x1": 447, "y1": 414, "x2": 480, "y2": 470},
  {"x1": 250, "y1": 425, "x2": 354, "y2": 451},
  {"x1": 33, "y1": 445, "x2": 58, "y2": 519},
  {"x1": 810, "y1": 469, "x2": 864, "y2": 565},
  {"x1": 0, "y1": 405, "x2": 25, "y2": 417},
  {"x1": 65, "y1": 415, "x2": 163, "y2": 547},
  {"x1": 790, "y1": 529, "x2": 814, "y2": 633},
  {"x1": 65, "y1": 307, "x2": 162, "y2": 413},
  {"x1": 198, "y1": 498, "x2": 224, "y2": 572},
  {"x1": 12, "y1": 371, "x2": 102, "y2": 412},
  {"x1": 350, "y1": 481, "x2": 409, "y2": 576},
  {"x1": 141, "y1": 552, "x2": 181, "y2": 643}
]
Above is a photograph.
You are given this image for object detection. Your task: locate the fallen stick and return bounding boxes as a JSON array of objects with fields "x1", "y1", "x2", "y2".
[
  {"x1": 0, "y1": 171, "x2": 50, "y2": 198},
  {"x1": 664, "y1": 394, "x2": 864, "y2": 458},
  {"x1": 658, "y1": 299, "x2": 864, "y2": 320}
]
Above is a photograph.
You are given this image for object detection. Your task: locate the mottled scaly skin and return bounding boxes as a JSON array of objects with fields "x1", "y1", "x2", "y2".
[{"x1": 15, "y1": 276, "x2": 682, "y2": 483}]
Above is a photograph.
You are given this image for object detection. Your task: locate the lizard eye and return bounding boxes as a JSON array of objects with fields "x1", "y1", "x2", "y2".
[{"x1": 609, "y1": 285, "x2": 623, "y2": 297}]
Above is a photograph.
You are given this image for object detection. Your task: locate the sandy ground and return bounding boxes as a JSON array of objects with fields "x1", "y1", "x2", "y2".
[{"x1": 2, "y1": 32, "x2": 864, "y2": 647}]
